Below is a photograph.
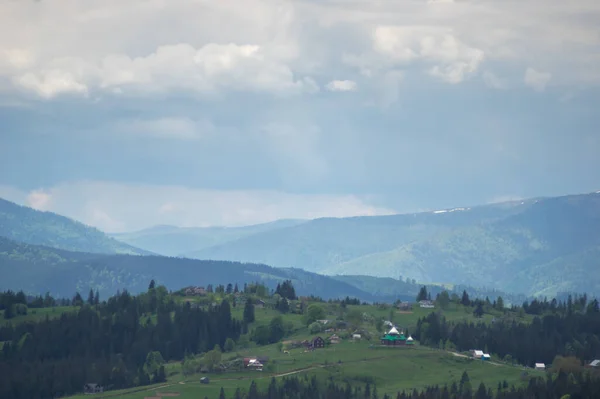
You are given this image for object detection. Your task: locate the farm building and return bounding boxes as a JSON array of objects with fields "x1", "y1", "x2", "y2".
[
  {"x1": 380, "y1": 326, "x2": 408, "y2": 346},
  {"x1": 406, "y1": 335, "x2": 414, "y2": 345},
  {"x1": 587, "y1": 360, "x2": 600, "y2": 368},
  {"x1": 328, "y1": 334, "x2": 340, "y2": 344},
  {"x1": 535, "y1": 363, "x2": 546, "y2": 370},
  {"x1": 482, "y1": 354, "x2": 491, "y2": 361},
  {"x1": 312, "y1": 336, "x2": 325, "y2": 349},
  {"x1": 244, "y1": 358, "x2": 264, "y2": 371},
  {"x1": 472, "y1": 350, "x2": 484, "y2": 359}
]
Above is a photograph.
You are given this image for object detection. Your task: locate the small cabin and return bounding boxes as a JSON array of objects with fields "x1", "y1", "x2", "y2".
[
  {"x1": 535, "y1": 363, "x2": 545, "y2": 370},
  {"x1": 482, "y1": 354, "x2": 491, "y2": 361},
  {"x1": 472, "y1": 350, "x2": 484, "y2": 359}
]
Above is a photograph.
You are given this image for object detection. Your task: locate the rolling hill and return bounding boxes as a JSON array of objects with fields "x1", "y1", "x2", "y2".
[
  {"x1": 110, "y1": 219, "x2": 307, "y2": 257},
  {"x1": 0, "y1": 236, "x2": 378, "y2": 300},
  {"x1": 180, "y1": 192, "x2": 600, "y2": 296},
  {"x1": 0, "y1": 198, "x2": 149, "y2": 255}
]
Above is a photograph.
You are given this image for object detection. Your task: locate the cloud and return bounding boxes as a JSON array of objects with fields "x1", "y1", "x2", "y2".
[
  {"x1": 326, "y1": 80, "x2": 357, "y2": 92},
  {"x1": 11, "y1": 43, "x2": 318, "y2": 99},
  {"x1": 524, "y1": 67, "x2": 552, "y2": 91},
  {"x1": 370, "y1": 26, "x2": 485, "y2": 84},
  {"x1": 1, "y1": 181, "x2": 396, "y2": 232}
]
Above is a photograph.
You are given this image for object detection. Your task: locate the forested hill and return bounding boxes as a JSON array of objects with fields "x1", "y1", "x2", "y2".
[
  {"x1": 182, "y1": 192, "x2": 600, "y2": 297},
  {"x1": 0, "y1": 198, "x2": 148, "y2": 255},
  {"x1": 0, "y1": 236, "x2": 376, "y2": 300}
]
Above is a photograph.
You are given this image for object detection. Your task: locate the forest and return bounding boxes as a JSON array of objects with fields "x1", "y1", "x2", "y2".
[
  {"x1": 414, "y1": 292, "x2": 600, "y2": 366},
  {"x1": 0, "y1": 283, "x2": 241, "y2": 399}
]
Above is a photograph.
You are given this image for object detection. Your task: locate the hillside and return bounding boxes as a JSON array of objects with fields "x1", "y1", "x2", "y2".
[
  {"x1": 183, "y1": 192, "x2": 600, "y2": 296},
  {"x1": 0, "y1": 198, "x2": 148, "y2": 255},
  {"x1": 110, "y1": 219, "x2": 307, "y2": 257},
  {"x1": 0, "y1": 236, "x2": 375, "y2": 300}
]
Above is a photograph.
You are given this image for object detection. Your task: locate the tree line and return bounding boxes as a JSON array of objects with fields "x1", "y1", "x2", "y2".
[
  {"x1": 210, "y1": 369, "x2": 600, "y2": 399},
  {"x1": 414, "y1": 296, "x2": 600, "y2": 366},
  {"x1": 0, "y1": 285, "x2": 241, "y2": 399}
]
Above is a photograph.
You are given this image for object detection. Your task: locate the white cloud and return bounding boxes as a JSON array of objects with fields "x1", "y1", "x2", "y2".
[
  {"x1": 326, "y1": 80, "x2": 357, "y2": 92},
  {"x1": 482, "y1": 71, "x2": 507, "y2": 90},
  {"x1": 524, "y1": 67, "x2": 552, "y2": 92},
  {"x1": 0, "y1": 0, "x2": 597, "y2": 101},
  {"x1": 3, "y1": 181, "x2": 396, "y2": 232},
  {"x1": 11, "y1": 43, "x2": 317, "y2": 99},
  {"x1": 371, "y1": 26, "x2": 485, "y2": 84}
]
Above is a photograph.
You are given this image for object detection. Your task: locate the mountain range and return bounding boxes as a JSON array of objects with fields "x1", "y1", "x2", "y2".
[
  {"x1": 112, "y1": 192, "x2": 600, "y2": 297},
  {"x1": 1, "y1": 191, "x2": 599, "y2": 298}
]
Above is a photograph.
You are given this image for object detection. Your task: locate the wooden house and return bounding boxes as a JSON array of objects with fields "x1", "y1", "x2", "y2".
[{"x1": 312, "y1": 336, "x2": 325, "y2": 349}]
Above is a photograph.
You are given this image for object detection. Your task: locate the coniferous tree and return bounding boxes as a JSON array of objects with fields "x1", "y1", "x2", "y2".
[{"x1": 243, "y1": 297, "x2": 255, "y2": 324}]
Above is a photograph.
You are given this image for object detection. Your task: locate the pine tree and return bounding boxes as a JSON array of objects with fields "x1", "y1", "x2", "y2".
[
  {"x1": 243, "y1": 298, "x2": 255, "y2": 324},
  {"x1": 219, "y1": 387, "x2": 226, "y2": 399},
  {"x1": 148, "y1": 279, "x2": 156, "y2": 290}
]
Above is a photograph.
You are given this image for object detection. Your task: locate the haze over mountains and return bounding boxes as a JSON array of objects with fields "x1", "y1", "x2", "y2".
[
  {"x1": 1, "y1": 191, "x2": 599, "y2": 299},
  {"x1": 113, "y1": 192, "x2": 600, "y2": 297}
]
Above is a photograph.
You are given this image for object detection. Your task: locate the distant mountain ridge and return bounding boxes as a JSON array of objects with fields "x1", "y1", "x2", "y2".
[
  {"x1": 175, "y1": 192, "x2": 600, "y2": 297},
  {"x1": 110, "y1": 219, "x2": 307, "y2": 257},
  {"x1": 0, "y1": 198, "x2": 149, "y2": 255},
  {"x1": 0, "y1": 235, "x2": 380, "y2": 300}
]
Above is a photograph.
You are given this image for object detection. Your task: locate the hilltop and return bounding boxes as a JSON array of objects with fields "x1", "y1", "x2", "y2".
[
  {"x1": 174, "y1": 192, "x2": 600, "y2": 296},
  {"x1": 0, "y1": 198, "x2": 148, "y2": 255}
]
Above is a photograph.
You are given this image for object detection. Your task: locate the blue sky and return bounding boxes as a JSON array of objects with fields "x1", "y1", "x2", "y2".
[{"x1": 1, "y1": 0, "x2": 599, "y2": 232}]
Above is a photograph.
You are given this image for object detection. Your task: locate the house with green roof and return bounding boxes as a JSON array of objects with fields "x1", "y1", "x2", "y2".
[{"x1": 380, "y1": 326, "x2": 414, "y2": 346}]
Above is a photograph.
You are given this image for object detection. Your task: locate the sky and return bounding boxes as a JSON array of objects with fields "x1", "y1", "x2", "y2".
[{"x1": 1, "y1": 0, "x2": 599, "y2": 233}]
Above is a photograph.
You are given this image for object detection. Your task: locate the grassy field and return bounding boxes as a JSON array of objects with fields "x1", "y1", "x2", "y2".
[
  {"x1": 0, "y1": 306, "x2": 77, "y2": 325},
  {"x1": 68, "y1": 341, "x2": 545, "y2": 399}
]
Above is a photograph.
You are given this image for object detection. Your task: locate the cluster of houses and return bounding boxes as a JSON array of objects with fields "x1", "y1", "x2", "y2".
[
  {"x1": 184, "y1": 286, "x2": 207, "y2": 296},
  {"x1": 419, "y1": 300, "x2": 435, "y2": 309},
  {"x1": 472, "y1": 350, "x2": 491, "y2": 361}
]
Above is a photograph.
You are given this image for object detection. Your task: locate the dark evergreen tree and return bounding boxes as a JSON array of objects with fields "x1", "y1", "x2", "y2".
[{"x1": 244, "y1": 297, "x2": 255, "y2": 324}]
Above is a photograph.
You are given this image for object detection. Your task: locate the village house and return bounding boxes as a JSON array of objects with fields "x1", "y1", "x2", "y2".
[
  {"x1": 535, "y1": 363, "x2": 546, "y2": 370},
  {"x1": 184, "y1": 286, "x2": 207, "y2": 296},
  {"x1": 472, "y1": 350, "x2": 484, "y2": 359},
  {"x1": 419, "y1": 300, "x2": 435, "y2": 309},
  {"x1": 352, "y1": 333, "x2": 362, "y2": 340},
  {"x1": 482, "y1": 354, "x2": 491, "y2": 361},
  {"x1": 83, "y1": 383, "x2": 103, "y2": 394},
  {"x1": 254, "y1": 299, "x2": 266, "y2": 308},
  {"x1": 312, "y1": 336, "x2": 325, "y2": 349},
  {"x1": 587, "y1": 359, "x2": 600, "y2": 368},
  {"x1": 244, "y1": 357, "x2": 269, "y2": 371},
  {"x1": 328, "y1": 334, "x2": 340, "y2": 344}
]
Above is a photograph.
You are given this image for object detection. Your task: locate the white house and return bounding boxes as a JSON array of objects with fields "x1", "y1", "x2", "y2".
[
  {"x1": 472, "y1": 350, "x2": 484, "y2": 358},
  {"x1": 535, "y1": 363, "x2": 545, "y2": 370},
  {"x1": 352, "y1": 334, "x2": 362, "y2": 340}
]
